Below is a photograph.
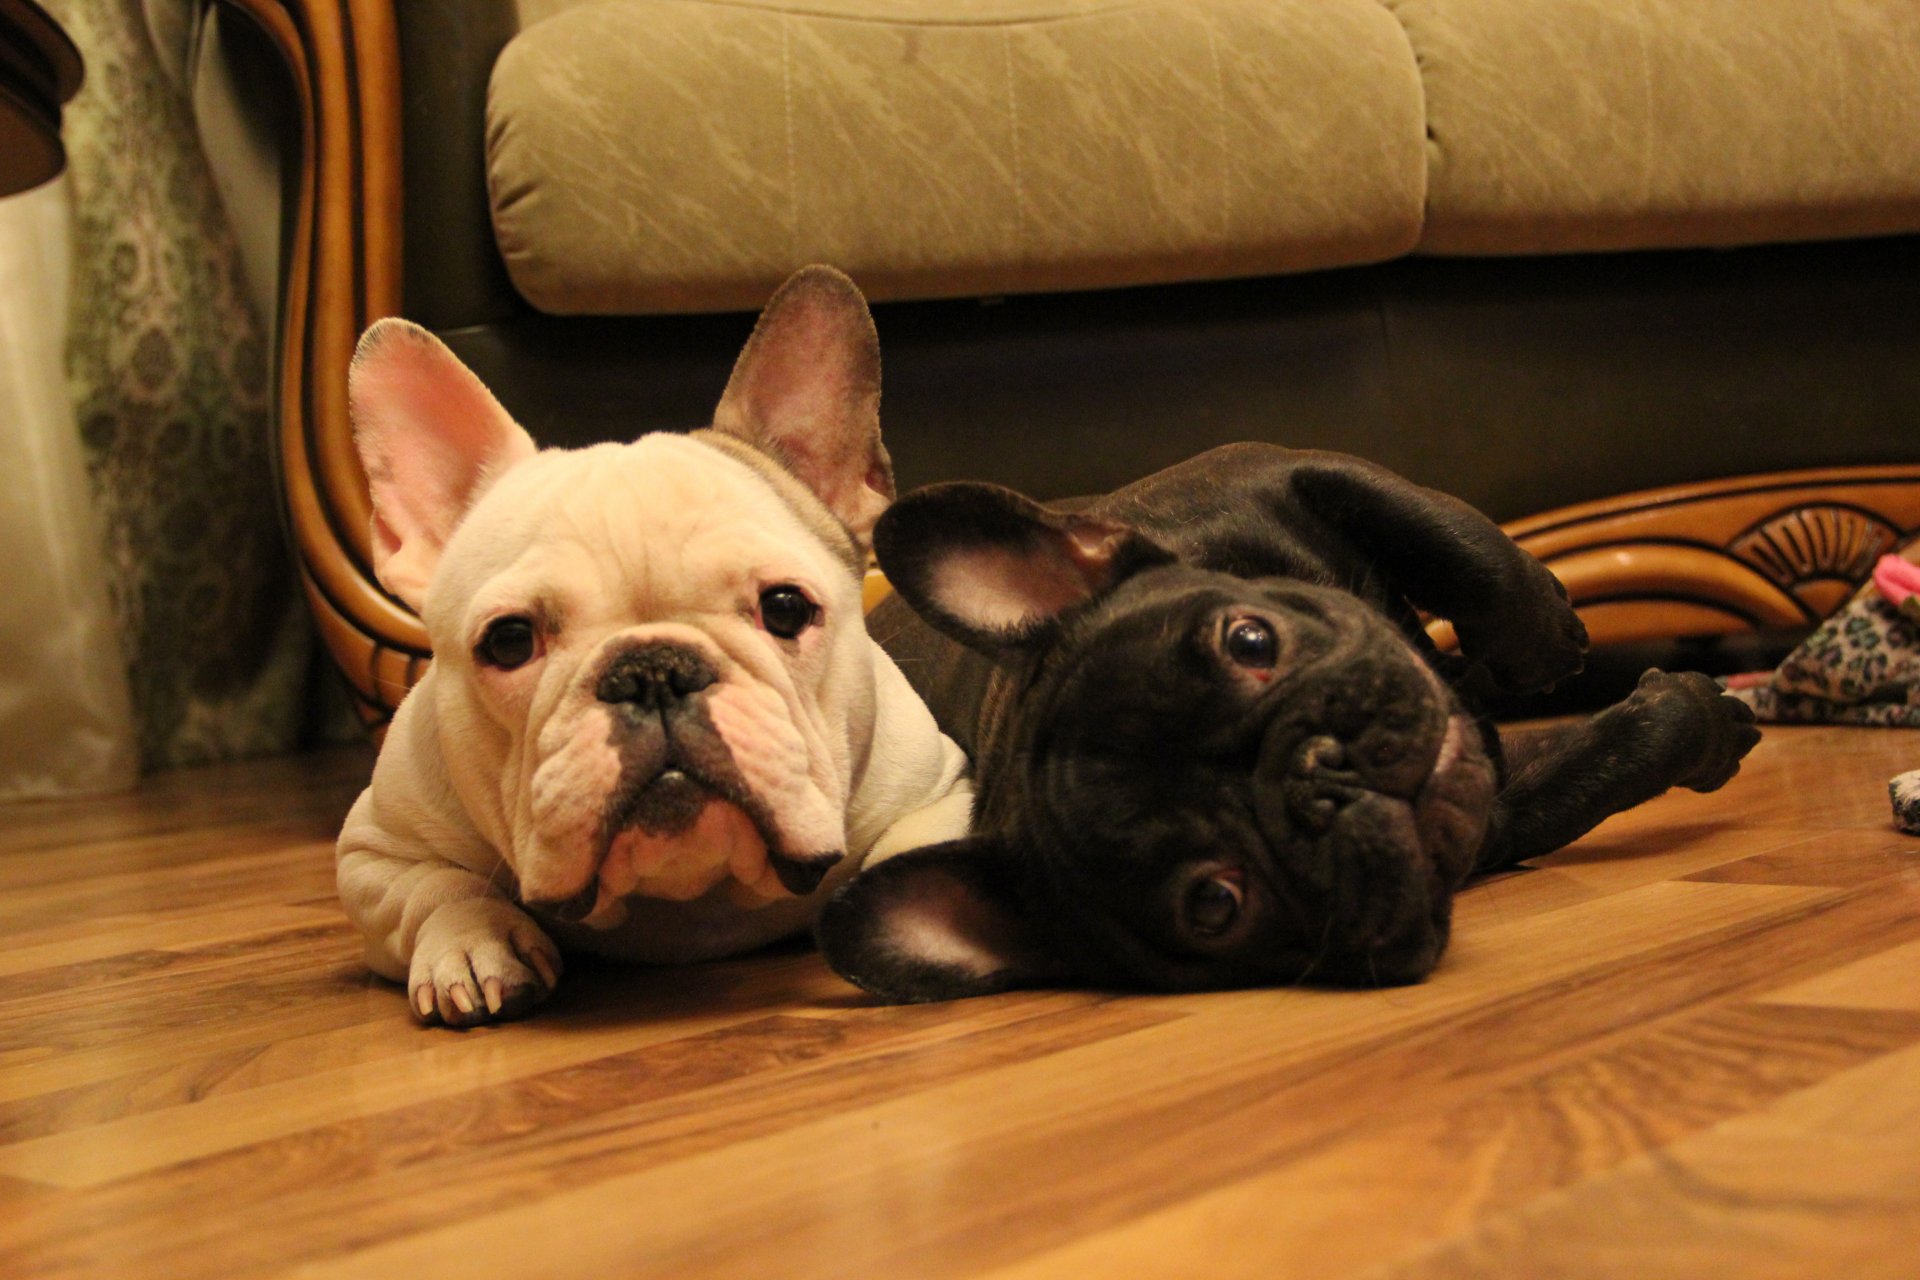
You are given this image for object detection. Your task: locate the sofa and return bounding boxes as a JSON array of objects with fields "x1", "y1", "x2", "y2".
[{"x1": 179, "y1": 0, "x2": 1920, "y2": 727}]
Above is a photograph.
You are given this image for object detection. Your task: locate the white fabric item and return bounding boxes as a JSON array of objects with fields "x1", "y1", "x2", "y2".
[{"x1": 0, "y1": 178, "x2": 138, "y2": 801}]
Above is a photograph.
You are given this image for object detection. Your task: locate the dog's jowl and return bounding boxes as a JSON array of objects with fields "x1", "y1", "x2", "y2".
[
  {"x1": 335, "y1": 266, "x2": 972, "y2": 1026},
  {"x1": 817, "y1": 443, "x2": 1759, "y2": 1002}
]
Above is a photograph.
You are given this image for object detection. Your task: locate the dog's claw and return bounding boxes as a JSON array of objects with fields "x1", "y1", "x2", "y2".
[
  {"x1": 526, "y1": 947, "x2": 560, "y2": 992},
  {"x1": 407, "y1": 899, "x2": 563, "y2": 1028}
]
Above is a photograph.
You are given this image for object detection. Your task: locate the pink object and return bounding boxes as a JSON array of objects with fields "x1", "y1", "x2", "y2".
[{"x1": 1872, "y1": 553, "x2": 1920, "y2": 605}]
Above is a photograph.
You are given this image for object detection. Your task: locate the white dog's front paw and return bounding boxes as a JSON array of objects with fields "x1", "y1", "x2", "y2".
[{"x1": 408, "y1": 898, "x2": 563, "y2": 1027}]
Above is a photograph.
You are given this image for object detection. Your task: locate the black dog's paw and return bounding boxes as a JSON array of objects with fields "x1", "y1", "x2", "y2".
[
  {"x1": 1629, "y1": 668, "x2": 1761, "y2": 793},
  {"x1": 1463, "y1": 593, "x2": 1589, "y2": 695}
]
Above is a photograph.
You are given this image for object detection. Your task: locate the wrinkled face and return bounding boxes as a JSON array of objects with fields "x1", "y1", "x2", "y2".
[
  {"x1": 424, "y1": 435, "x2": 870, "y2": 925},
  {"x1": 997, "y1": 567, "x2": 1497, "y2": 989}
]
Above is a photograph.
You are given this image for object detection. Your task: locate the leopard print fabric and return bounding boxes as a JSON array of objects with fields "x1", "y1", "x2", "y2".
[{"x1": 1729, "y1": 584, "x2": 1920, "y2": 728}]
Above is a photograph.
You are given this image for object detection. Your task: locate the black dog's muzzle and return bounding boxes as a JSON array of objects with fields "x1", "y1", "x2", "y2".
[{"x1": 1247, "y1": 641, "x2": 1466, "y2": 948}]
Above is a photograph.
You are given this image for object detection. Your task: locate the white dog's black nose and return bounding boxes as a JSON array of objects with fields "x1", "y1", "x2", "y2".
[
  {"x1": 596, "y1": 644, "x2": 717, "y2": 709},
  {"x1": 526, "y1": 883, "x2": 599, "y2": 923},
  {"x1": 768, "y1": 849, "x2": 843, "y2": 895}
]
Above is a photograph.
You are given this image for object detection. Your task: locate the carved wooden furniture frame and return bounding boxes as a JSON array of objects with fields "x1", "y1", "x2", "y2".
[
  {"x1": 217, "y1": 0, "x2": 419, "y2": 729},
  {"x1": 1507, "y1": 468, "x2": 1920, "y2": 648},
  {"x1": 223, "y1": 0, "x2": 1920, "y2": 728},
  {"x1": 0, "y1": 0, "x2": 85, "y2": 196}
]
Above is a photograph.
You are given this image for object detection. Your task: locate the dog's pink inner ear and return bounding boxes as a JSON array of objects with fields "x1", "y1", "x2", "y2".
[
  {"x1": 931, "y1": 516, "x2": 1136, "y2": 638},
  {"x1": 349, "y1": 319, "x2": 537, "y2": 611},
  {"x1": 711, "y1": 266, "x2": 894, "y2": 543},
  {"x1": 875, "y1": 864, "x2": 1031, "y2": 980}
]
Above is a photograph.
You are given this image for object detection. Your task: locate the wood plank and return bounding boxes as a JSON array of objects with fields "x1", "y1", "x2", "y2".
[
  {"x1": 0, "y1": 842, "x2": 336, "y2": 937},
  {"x1": 228, "y1": 881, "x2": 1915, "y2": 1280},
  {"x1": 0, "y1": 949, "x2": 836, "y2": 1179},
  {"x1": 0, "y1": 903, "x2": 344, "y2": 980},
  {"x1": 1477, "y1": 821, "x2": 1816, "y2": 905},
  {"x1": 1756, "y1": 937, "x2": 1920, "y2": 1012},
  {"x1": 1363, "y1": 1043, "x2": 1920, "y2": 1280},
  {"x1": 0, "y1": 747, "x2": 369, "y2": 860},
  {"x1": 0, "y1": 729, "x2": 1916, "y2": 1279},
  {"x1": 0, "y1": 997, "x2": 1176, "y2": 1279},
  {"x1": 0, "y1": 821, "x2": 344, "y2": 894},
  {"x1": 0, "y1": 1175, "x2": 51, "y2": 1210},
  {"x1": 1537, "y1": 726, "x2": 1910, "y2": 836},
  {"x1": 1683, "y1": 827, "x2": 1920, "y2": 889},
  {"x1": 976, "y1": 1003, "x2": 1920, "y2": 1280}
]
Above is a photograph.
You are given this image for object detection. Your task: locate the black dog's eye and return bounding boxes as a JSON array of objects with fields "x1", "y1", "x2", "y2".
[
  {"x1": 476, "y1": 616, "x2": 538, "y2": 670},
  {"x1": 759, "y1": 585, "x2": 819, "y2": 640},
  {"x1": 1182, "y1": 870, "x2": 1245, "y2": 938},
  {"x1": 1223, "y1": 617, "x2": 1278, "y2": 669}
]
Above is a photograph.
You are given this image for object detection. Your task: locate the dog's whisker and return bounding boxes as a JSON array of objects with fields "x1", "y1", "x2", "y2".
[{"x1": 1289, "y1": 913, "x2": 1339, "y2": 989}]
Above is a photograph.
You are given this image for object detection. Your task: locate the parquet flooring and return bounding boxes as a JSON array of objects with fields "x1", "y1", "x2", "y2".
[{"x1": 1, "y1": 726, "x2": 1917, "y2": 1278}]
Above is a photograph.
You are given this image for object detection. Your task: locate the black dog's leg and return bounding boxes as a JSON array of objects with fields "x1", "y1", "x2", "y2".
[
  {"x1": 1275, "y1": 453, "x2": 1589, "y2": 694},
  {"x1": 1476, "y1": 670, "x2": 1761, "y2": 873}
]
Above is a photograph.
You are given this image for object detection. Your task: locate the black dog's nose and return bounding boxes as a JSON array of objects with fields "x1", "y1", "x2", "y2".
[
  {"x1": 1284, "y1": 735, "x2": 1362, "y2": 832},
  {"x1": 596, "y1": 644, "x2": 717, "y2": 709}
]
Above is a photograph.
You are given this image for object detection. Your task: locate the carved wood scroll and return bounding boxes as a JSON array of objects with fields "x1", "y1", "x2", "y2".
[
  {"x1": 218, "y1": 0, "x2": 415, "y2": 727},
  {"x1": 1507, "y1": 469, "x2": 1920, "y2": 648}
]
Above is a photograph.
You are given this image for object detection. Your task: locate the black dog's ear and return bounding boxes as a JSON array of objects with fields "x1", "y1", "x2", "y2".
[
  {"x1": 816, "y1": 837, "x2": 1074, "y2": 1003},
  {"x1": 874, "y1": 482, "x2": 1173, "y2": 651}
]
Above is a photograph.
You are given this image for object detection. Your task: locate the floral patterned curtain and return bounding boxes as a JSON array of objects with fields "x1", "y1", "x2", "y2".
[{"x1": 44, "y1": 0, "x2": 331, "y2": 769}]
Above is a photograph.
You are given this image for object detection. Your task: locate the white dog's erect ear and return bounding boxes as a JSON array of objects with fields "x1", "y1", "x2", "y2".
[
  {"x1": 711, "y1": 265, "x2": 895, "y2": 547},
  {"x1": 814, "y1": 837, "x2": 1074, "y2": 1004},
  {"x1": 348, "y1": 319, "x2": 538, "y2": 611},
  {"x1": 872, "y1": 482, "x2": 1176, "y2": 653}
]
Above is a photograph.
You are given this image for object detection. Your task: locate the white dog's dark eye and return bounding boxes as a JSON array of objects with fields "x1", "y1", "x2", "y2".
[
  {"x1": 759, "y1": 585, "x2": 818, "y2": 640},
  {"x1": 476, "y1": 616, "x2": 538, "y2": 669},
  {"x1": 1223, "y1": 617, "x2": 1278, "y2": 669},
  {"x1": 1182, "y1": 869, "x2": 1245, "y2": 938}
]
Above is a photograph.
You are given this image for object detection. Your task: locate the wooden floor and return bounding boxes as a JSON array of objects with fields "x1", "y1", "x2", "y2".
[{"x1": 2, "y1": 726, "x2": 1919, "y2": 1278}]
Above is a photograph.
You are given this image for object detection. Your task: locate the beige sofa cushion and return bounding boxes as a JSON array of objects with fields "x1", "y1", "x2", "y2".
[
  {"x1": 1395, "y1": 0, "x2": 1920, "y2": 255},
  {"x1": 487, "y1": 0, "x2": 1427, "y2": 314}
]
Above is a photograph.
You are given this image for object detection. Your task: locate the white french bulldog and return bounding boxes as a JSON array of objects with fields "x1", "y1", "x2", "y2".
[{"x1": 335, "y1": 266, "x2": 973, "y2": 1026}]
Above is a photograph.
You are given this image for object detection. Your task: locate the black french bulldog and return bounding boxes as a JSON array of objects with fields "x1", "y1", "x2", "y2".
[{"x1": 816, "y1": 443, "x2": 1760, "y2": 1001}]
